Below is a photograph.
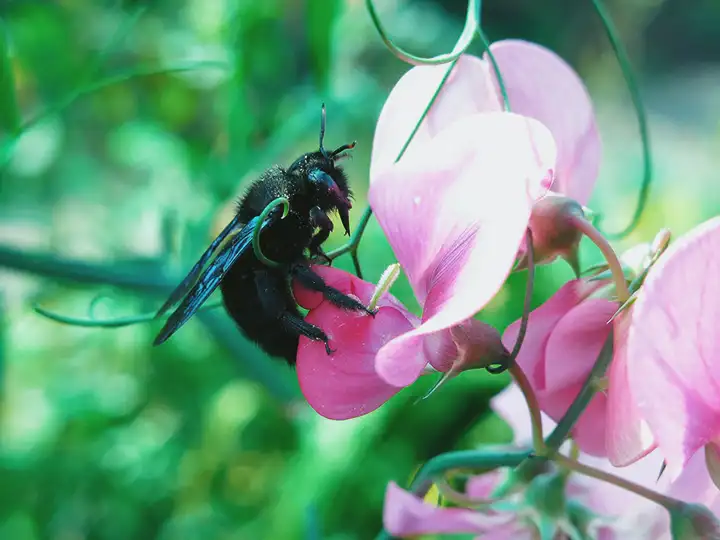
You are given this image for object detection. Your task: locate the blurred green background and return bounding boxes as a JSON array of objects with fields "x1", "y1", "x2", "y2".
[{"x1": 0, "y1": 0, "x2": 718, "y2": 538}]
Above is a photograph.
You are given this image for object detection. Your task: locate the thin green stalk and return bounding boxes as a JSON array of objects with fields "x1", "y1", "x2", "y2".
[
  {"x1": 34, "y1": 301, "x2": 223, "y2": 329},
  {"x1": 555, "y1": 453, "x2": 678, "y2": 510},
  {"x1": 475, "y1": 27, "x2": 510, "y2": 111},
  {"x1": 505, "y1": 230, "x2": 544, "y2": 454},
  {"x1": 546, "y1": 331, "x2": 614, "y2": 450},
  {"x1": 571, "y1": 215, "x2": 630, "y2": 302},
  {"x1": 511, "y1": 331, "x2": 614, "y2": 485},
  {"x1": 366, "y1": 0, "x2": 478, "y2": 65},
  {"x1": 591, "y1": 0, "x2": 652, "y2": 239}
]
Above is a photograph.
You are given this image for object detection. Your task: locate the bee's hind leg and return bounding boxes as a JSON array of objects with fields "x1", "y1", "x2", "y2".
[
  {"x1": 254, "y1": 269, "x2": 334, "y2": 355},
  {"x1": 291, "y1": 263, "x2": 377, "y2": 317}
]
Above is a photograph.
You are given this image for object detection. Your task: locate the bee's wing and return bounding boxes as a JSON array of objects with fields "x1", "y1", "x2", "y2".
[
  {"x1": 155, "y1": 214, "x2": 243, "y2": 318},
  {"x1": 153, "y1": 214, "x2": 267, "y2": 345}
]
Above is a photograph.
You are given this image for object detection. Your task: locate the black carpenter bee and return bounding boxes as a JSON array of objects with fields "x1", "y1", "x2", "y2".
[{"x1": 152, "y1": 105, "x2": 376, "y2": 364}]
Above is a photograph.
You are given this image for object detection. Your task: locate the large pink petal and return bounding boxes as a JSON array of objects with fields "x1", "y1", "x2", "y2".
[
  {"x1": 627, "y1": 217, "x2": 720, "y2": 478},
  {"x1": 296, "y1": 270, "x2": 420, "y2": 420},
  {"x1": 606, "y1": 308, "x2": 656, "y2": 466},
  {"x1": 503, "y1": 279, "x2": 603, "y2": 391},
  {"x1": 544, "y1": 297, "x2": 617, "y2": 391},
  {"x1": 370, "y1": 54, "x2": 502, "y2": 181},
  {"x1": 383, "y1": 482, "x2": 512, "y2": 537},
  {"x1": 487, "y1": 40, "x2": 601, "y2": 205},
  {"x1": 540, "y1": 383, "x2": 608, "y2": 456},
  {"x1": 370, "y1": 112, "x2": 556, "y2": 386},
  {"x1": 666, "y1": 448, "x2": 720, "y2": 514}
]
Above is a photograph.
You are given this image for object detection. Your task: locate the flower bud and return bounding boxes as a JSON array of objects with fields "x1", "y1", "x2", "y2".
[
  {"x1": 516, "y1": 194, "x2": 585, "y2": 275},
  {"x1": 669, "y1": 502, "x2": 720, "y2": 539}
]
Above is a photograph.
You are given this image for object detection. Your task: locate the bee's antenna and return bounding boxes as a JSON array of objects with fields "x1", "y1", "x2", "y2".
[
  {"x1": 331, "y1": 141, "x2": 357, "y2": 158},
  {"x1": 319, "y1": 103, "x2": 329, "y2": 158}
]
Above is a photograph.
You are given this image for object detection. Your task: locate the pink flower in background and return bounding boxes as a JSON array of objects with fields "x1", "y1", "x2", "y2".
[
  {"x1": 624, "y1": 216, "x2": 720, "y2": 482},
  {"x1": 382, "y1": 385, "x2": 670, "y2": 539},
  {"x1": 368, "y1": 111, "x2": 556, "y2": 387},
  {"x1": 502, "y1": 279, "x2": 619, "y2": 456}
]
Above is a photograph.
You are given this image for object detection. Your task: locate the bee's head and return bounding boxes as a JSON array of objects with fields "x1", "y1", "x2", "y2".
[{"x1": 292, "y1": 104, "x2": 356, "y2": 235}]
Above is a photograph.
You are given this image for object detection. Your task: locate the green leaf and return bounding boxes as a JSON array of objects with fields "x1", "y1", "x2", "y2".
[{"x1": 307, "y1": 0, "x2": 340, "y2": 89}]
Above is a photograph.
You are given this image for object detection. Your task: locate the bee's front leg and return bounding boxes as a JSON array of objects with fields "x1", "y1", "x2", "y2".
[{"x1": 308, "y1": 206, "x2": 333, "y2": 265}]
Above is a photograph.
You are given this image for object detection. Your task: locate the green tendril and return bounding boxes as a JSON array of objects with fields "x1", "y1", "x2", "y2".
[
  {"x1": 327, "y1": 58, "x2": 460, "y2": 267},
  {"x1": 476, "y1": 27, "x2": 510, "y2": 111},
  {"x1": 365, "y1": 0, "x2": 479, "y2": 66},
  {"x1": 34, "y1": 301, "x2": 223, "y2": 329},
  {"x1": 591, "y1": 0, "x2": 652, "y2": 239},
  {"x1": 252, "y1": 197, "x2": 290, "y2": 267}
]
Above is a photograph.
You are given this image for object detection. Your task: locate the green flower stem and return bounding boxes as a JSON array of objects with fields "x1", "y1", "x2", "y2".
[
  {"x1": 504, "y1": 230, "x2": 545, "y2": 454},
  {"x1": 571, "y1": 215, "x2": 630, "y2": 303},
  {"x1": 511, "y1": 364, "x2": 545, "y2": 455},
  {"x1": 365, "y1": 0, "x2": 478, "y2": 65},
  {"x1": 591, "y1": 0, "x2": 652, "y2": 239},
  {"x1": 554, "y1": 453, "x2": 679, "y2": 510},
  {"x1": 512, "y1": 331, "x2": 614, "y2": 485},
  {"x1": 546, "y1": 330, "x2": 613, "y2": 450},
  {"x1": 475, "y1": 27, "x2": 510, "y2": 111}
]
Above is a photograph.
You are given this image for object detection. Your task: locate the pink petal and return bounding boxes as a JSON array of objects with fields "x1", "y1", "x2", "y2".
[
  {"x1": 665, "y1": 447, "x2": 720, "y2": 514},
  {"x1": 370, "y1": 112, "x2": 556, "y2": 386},
  {"x1": 296, "y1": 270, "x2": 420, "y2": 420},
  {"x1": 606, "y1": 308, "x2": 656, "y2": 466},
  {"x1": 503, "y1": 279, "x2": 602, "y2": 391},
  {"x1": 383, "y1": 482, "x2": 511, "y2": 537},
  {"x1": 465, "y1": 471, "x2": 502, "y2": 499},
  {"x1": 487, "y1": 40, "x2": 601, "y2": 205},
  {"x1": 540, "y1": 383, "x2": 608, "y2": 456},
  {"x1": 544, "y1": 297, "x2": 617, "y2": 391},
  {"x1": 370, "y1": 54, "x2": 502, "y2": 180},
  {"x1": 626, "y1": 217, "x2": 720, "y2": 478},
  {"x1": 422, "y1": 328, "x2": 458, "y2": 373}
]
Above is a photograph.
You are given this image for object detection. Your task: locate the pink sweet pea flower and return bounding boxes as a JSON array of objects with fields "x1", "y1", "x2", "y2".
[
  {"x1": 502, "y1": 279, "x2": 620, "y2": 456},
  {"x1": 624, "y1": 216, "x2": 720, "y2": 481},
  {"x1": 382, "y1": 385, "x2": 670, "y2": 539},
  {"x1": 370, "y1": 40, "x2": 600, "y2": 206},
  {"x1": 502, "y1": 273, "x2": 658, "y2": 462},
  {"x1": 369, "y1": 111, "x2": 556, "y2": 387},
  {"x1": 293, "y1": 266, "x2": 508, "y2": 419},
  {"x1": 370, "y1": 40, "x2": 600, "y2": 271}
]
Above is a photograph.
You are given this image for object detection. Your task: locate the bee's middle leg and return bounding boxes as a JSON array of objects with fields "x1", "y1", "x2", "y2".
[{"x1": 291, "y1": 263, "x2": 377, "y2": 316}]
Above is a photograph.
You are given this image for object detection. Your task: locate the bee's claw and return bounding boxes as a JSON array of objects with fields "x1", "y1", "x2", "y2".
[
  {"x1": 365, "y1": 307, "x2": 378, "y2": 318},
  {"x1": 324, "y1": 340, "x2": 335, "y2": 355}
]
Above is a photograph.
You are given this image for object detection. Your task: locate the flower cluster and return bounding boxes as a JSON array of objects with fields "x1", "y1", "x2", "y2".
[{"x1": 289, "y1": 40, "x2": 720, "y2": 537}]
